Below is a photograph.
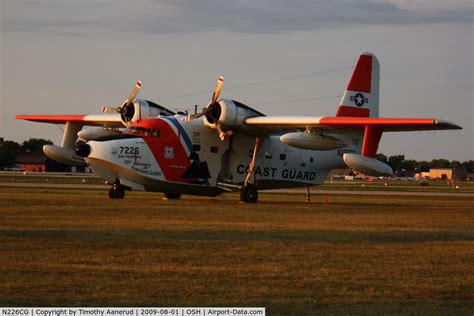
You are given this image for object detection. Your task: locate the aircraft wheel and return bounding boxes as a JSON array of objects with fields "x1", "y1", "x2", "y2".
[
  {"x1": 108, "y1": 187, "x2": 115, "y2": 199},
  {"x1": 240, "y1": 185, "x2": 258, "y2": 203},
  {"x1": 164, "y1": 192, "x2": 181, "y2": 199},
  {"x1": 109, "y1": 187, "x2": 125, "y2": 199},
  {"x1": 116, "y1": 187, "x2": 125, "y2": 199}
]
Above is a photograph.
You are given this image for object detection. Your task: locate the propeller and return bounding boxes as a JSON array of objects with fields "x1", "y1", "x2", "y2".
[
  {"x1": 117, "y1": 81, "x2": 142, "y2": 119},
  {"x1": 189, "y1": 76, "x2": 224, "y2": 121},
  {"x1": 208, "y1": 76, "x2": 234, "y2": 140},
  {"x1": 186, "y1": 76, "x2": 232, "y2": 140}
]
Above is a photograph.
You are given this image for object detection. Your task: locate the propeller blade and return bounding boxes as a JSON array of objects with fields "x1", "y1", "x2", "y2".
[
  {"x1": 126, "y1": 81, "x2": 142, "y2": 106},
  {"x1": 101, "y1": 106, "x2": 118, "y2": 113},
  {"x1": 211, "y1": 76, "x2": 224, "y2": 105},
  {"x1": 216, "y1": 124, "x2": 226, "y2": 141},
  {"x1": 187, "y1": 76, "x2": 223, "y2": 122}
]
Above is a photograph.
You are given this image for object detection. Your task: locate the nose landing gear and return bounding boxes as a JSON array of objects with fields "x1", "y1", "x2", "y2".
[
  {"x1": 164, "y1": 192, "x2": 182, "y2": 200},
  {"x1": 108, "y1": 184, "x2": 125, "y2": 199}
]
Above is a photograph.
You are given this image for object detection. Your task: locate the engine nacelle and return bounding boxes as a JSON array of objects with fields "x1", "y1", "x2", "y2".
[
  {"x1": 204, "y1": 99, "x2": 264, "y2": 135},
  {"x1": 280, "y1": 132, "x2": 347, "y2": 150},
  {"x1": 120, "y1": 99, "x2": 175, "y2": 126}
]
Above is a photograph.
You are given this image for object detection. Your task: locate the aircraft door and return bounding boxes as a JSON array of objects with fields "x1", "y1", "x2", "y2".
[
  {"x1": 284, "y1": 146, "x2": 302, "y2": 170},
  {"x1": 218, "y1": 147, "x2": 237, "y2": 182},
  {"x1": 178, "y1": 127, "x2": 213, "y2": 185}
]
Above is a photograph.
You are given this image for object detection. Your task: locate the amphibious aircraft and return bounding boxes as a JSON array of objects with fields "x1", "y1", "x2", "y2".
[{"x1": 17, "y1": 53, "x2": 461, "y2": 202}]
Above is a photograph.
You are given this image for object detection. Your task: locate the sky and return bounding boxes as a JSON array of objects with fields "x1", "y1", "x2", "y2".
[{"x1": 1, "y1": 0, "x2": 473, "y2": 161}]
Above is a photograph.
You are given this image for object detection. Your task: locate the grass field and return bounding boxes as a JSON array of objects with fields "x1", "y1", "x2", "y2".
[{"x1": 1, "y1": 188, "x2": 473, "y2": 315}]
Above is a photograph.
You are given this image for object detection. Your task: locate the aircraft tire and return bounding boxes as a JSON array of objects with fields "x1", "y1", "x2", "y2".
[
  {"x1": 108, "y1": 187, "x2": 115, "y2": 199},
  {"x1": 240, "y1": 185, "x2": 258, "y2": 203},
  {"x1": 116, "y1": 187, "x2": 125, "y2": 199},
  {"x1": 164, "y1": 192, "x2": 182, "y2": 199},
  {"x1": 109, "y1": 187, "x2": 125, "y2": 199}
]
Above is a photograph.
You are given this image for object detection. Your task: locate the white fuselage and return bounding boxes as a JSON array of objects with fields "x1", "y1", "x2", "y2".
[{"x1": 85, "y1": 115, "x2": 363, "y2": 196}]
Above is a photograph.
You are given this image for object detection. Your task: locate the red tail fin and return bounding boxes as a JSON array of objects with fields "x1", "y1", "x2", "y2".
[{"x1": 336, "y1": 52, "x2": 379, "y2": 118}]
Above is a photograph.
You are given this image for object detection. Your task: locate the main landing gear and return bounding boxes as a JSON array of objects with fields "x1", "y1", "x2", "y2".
[
  {"x1": 108, "y1": 184, "x2": 125, "y2": 199},
  {"x1": 240, "y1": 184, "x2": 258, "y2": 203},
  {"x1": 164, "y1": 192, "x2": 182, "y2": 200},
  {"x1": 240, "y1": 137, "x2": 261, "y2": 203}
]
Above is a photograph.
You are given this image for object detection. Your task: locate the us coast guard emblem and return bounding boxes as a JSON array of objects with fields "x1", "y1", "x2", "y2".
[{"x1": 164, "y1": 146, "x2": 174, "y2": 159}]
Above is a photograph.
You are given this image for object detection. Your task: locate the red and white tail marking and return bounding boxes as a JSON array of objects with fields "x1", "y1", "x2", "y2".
[{"x1": 336, "y1": 52, "x2": 379, "y2": 118}]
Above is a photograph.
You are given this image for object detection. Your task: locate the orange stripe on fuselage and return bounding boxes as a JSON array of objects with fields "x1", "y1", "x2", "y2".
[{"x1": 131, "y1": 118, "x2": 191, "y2": 182}]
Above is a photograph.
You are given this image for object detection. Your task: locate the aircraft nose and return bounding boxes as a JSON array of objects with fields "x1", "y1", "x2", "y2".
[{"x1": 75, "y1": 142, "x2": 91, "y2": 158}]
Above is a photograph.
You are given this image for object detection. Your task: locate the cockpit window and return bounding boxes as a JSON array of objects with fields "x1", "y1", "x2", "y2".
[{"x1": 125, "y1": 126, "x2": 160, "y2": 137}]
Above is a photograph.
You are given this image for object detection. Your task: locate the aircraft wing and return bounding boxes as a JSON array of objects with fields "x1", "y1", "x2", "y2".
[
  {"x1": 245, "y1": 116, "x2": 462, "y2": 132},
  {"x1": 16, "y1": 113, "x2": 124, "y2": 128}
]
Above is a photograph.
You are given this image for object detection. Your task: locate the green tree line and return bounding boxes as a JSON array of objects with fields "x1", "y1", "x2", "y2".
[
  {"x1": 0, "y1": 138, "x2": 53, "y2": 168},
  {"x1": 375, "y1": 153, "x2": 474, "y2": 174}
]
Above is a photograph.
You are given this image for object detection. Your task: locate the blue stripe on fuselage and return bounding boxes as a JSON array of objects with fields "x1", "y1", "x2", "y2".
[
  {"x1": 163, "y1": 117, "x2": 193, "y2": 153},
  {"x1": 163, "y1": 117, "x2": 210, "y2": 186}
]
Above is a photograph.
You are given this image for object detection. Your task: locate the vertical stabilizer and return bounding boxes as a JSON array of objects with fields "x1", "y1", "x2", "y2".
[{"x1": 336, "y1": 52, "x2": 379, "y2": 118}]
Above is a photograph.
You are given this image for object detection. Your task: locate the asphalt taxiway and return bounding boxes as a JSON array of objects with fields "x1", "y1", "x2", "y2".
[{"x1": 1, "y1": 182, "x2": 473, "y2": 197}]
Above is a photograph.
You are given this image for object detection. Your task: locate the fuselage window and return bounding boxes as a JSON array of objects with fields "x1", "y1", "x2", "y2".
[
  {"x1": 193, "y1": 144, "x2": 201, "y2": 151},
  {"x1": 265, "y1": 152, "x2": 272, "y2": 159},
  {"x1": 280, "y1": 154, "x2": 286, "y2": 160},
  {"x1": 210, "y1": 146, "x2": 218, "y2": 153}
]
